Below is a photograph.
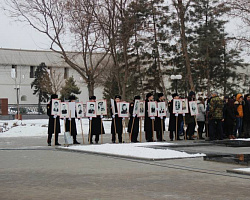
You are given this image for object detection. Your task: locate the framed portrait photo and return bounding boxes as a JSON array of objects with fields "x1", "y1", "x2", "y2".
[
  {"x1": 138, "y1": 101, "x2": 145, "y2": 117},
  {"x1": 132, "y1": 99, "x2": 140, "y2": 116},
  {"x1": 76, "y1": 102, "x2": 84, "y2": 118},
  {"x1": 51, "y1": 99, "x2": 61, "y2": 116},
  {"x1": 148, "y1": 101, "x2": 157, "y2": 117},
  {"x1": 86, "y1": 101, "x2": 97, "y2": 118},
  {"x1": 118, "y1": 102, "x2": 129, "y2": 118},
  {"x1": 173, "y1": 99, "x2": 182, "y2": 114},
  {"x1": 181, "y1": 99, "x2": 189, "y2": 114},
  {"x1": 157, "y1": 102, "x2": 167, "y2": 117},
  {"x1": 96, "y1": 100, "x2": 107, "y2": 116},
  {"x1": 60, "y1": 102, "x2": 69, "y2": 118},
  {"x1": 189, "y1": 101, "x2": 198, "y2": 116}
]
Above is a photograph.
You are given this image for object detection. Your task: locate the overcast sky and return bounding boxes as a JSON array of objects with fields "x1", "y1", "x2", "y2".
[{"x1": 0, "y1": 0, "x2": 249, "y2": 62}]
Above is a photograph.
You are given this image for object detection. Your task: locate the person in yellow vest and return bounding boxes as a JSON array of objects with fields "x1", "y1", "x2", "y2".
[{"x1": 234, "y1": 94, "x2": 244, "y2": 138}]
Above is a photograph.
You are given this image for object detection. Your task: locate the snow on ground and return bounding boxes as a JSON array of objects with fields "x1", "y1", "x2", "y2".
[
  {"x1": 0, "y1": 118, "x2": 205, "y2": 160},
  {"x1": 60, "y1": 142, "x2": 205, "y2": 160},
  {"x1": 0, "y1": 119, "x2": 112, "y2": 137},
  {"x1": 234, "y1": 168, "x2": 250, "y2": 172}
]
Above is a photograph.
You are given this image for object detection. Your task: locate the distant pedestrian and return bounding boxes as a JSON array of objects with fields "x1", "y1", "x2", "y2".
[
  {"x1": 197, "y1": 97, "x2": 205, "y2": 139},
  {"x1": 234, "y1": 94, "x2": 244, "y2": 138},
  {"x1": 47, "y1": 94, "x2": 61, "y2": 146},
  {"x1": 224, "y1": 98, "x2": 237, "y2": 139}
]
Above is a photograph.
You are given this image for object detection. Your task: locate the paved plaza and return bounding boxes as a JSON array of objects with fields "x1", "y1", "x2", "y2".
[{"x1": 0, "y1": 134, "x2": 250, "y2": 200}]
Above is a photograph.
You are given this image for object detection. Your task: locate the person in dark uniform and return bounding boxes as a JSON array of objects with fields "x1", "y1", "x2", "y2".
[
  {"x1": 88, "y1": 96, "x2": 105, "y2": 144},
  {"x1": 47, "y1": 94, "x2": 61, "y2": 146},
  {"x1": 155, "y1": 93, "x2": 166, "y2": 141},
  {"x1": 168, "y1": 93, "x2": 183, "y2": 141},
  {"x1": 144, "y1": 92, "x2": 154, "y2": 142},
  {"x1": 128, "y1": 96, "x2": 141, "y2": 142},
  {"x1": 65, "y1": 95, "x2": 80, "y2": 144},
  {"x1": 111, "y1": 95, "x2": 123, "y2": 143}
]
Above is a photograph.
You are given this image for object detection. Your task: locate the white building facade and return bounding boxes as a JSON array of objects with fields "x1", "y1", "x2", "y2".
[{"x1": 0, "y1": 48, "x2": 104, "y2": 106}]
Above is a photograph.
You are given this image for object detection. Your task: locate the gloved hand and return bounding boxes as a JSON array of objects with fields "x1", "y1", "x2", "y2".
[
  {"x1": 112, "y1": 115, "x2": 115, "y2": 119},
  {"x1": 89, "y1": 117, "x2": 92, "y2": 121},
  {"x1": 160, "y1": 117, "x2": 163, "y2": 120},
  {"x1": 150, "y1": 117, "x2": 155, "y2": 120},
  {"x1": 101, "y1": 115, "x2": 103, "y2": 119},
  {"x1": 133, "y1": 114, "x2": 136, "y2": 118},
  {"x1": 53, "y1": 115, "x2": 57, "y2": 118},
  {"x1": 69, "y1": 117, "x2": 71, "y2": 121}
]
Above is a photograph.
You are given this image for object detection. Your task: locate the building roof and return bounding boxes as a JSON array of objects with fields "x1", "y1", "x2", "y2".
[{"x1": 0, "y1": 48, "x2": 70, "y2": 67}]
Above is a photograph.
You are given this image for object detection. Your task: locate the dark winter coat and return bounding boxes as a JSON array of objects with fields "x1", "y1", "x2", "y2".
[
  {"x1": 243, "y1": 100, "x2": 250, "y2": 122},
  {"x1": 224, "y1": 103, "x2": 236, "y2": 127},
  {"x1": 65, "y1": 117, "x2": 77, "y2": 136},
  {"x1": 47, "y1": 101, "x2": 61, "y2": 135},
  {"x1": 89, "y1": 115, "x2": 105, "y2": 135},
  {"x1": 154, "y1": 99, "x2": 166, "y2": 131},
  {"x1": 111, "y1": 102, "x2": 123, "y2": 134},
  {"x1": 144, "y1": 99, "x2": 154, "y2": 141},
  {"x1": 127, "y1": 101, "x2": 139, "y2": 134},
  {"x1": 168, "y1": 100, "x2": 183, "y2": 132}
]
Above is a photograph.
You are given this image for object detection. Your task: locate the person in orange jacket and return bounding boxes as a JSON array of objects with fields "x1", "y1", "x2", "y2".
[{"x1": 234, "y1": 94, "x2": 244, "y2": 138}]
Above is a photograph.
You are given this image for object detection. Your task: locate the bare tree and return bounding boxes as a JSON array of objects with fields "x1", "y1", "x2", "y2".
[
  {"x1": 4, "y1": 0, "x2": 111, "y2": 96},
  {"x1": 227, "y1": 0, "x2": 250, "y2": 49},
  {"x1": 48, "y1": 69, "x2": 64, "y2": 94},
  {"x1": 172, "y1": 0, "x2": 195, "y2": 91}
]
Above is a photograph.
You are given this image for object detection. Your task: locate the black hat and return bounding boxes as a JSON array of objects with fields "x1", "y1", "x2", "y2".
[
  {"x1": 189, "y1": 91, "x2": 196, "y2": 97},
  {"x1": 146, "y1": 92, "x2": 153, "y2": 99},
  {"x1": 115, "y1": 95, "x2": 121, "y2": 99},
  {"x1": 172, "y1": 93, "x2": 178, "y2": 98},
  {"x1": 134, "y1": 95, "x2": 141, "y2": 100},
  {"x1": 89, "y1": 96, "x2": 96, "y2": 100},
  {"x1": 68, "y1": 95, "x2": 76, "y2": 101},
  {"x1": 158, "y1": 93, "x2": 164, "y2": 98},
  {"x1": 51, "y1": 94, "x2": 58, "y2": 99}
]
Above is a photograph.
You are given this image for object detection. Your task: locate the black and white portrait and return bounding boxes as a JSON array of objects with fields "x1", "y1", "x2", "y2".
[
  {"x1": 76, "y1": 102, "x2": 84, "y2": 118},
  {"x1": 86, "y1": 101, "x2": 97, "y2": 118},
  {"x1": 173, "y1": 99, "x2": 182, "y2": 114},
  {"x1": 189, "y1": 101, "x2": 198, "y2": 116},
  {"x1": 132, "y1": 100, "x2": 140, "y2": 116},
  {"x1": 157, "y1": 102, "x2": 166, "y2": 117},
  {"x1": 148, "y1": 101, "x2": 157, "y2": 117},
  {"x1": 181, "y1": 99, "x2": 189, "y2": 114},
  {"x1": 96, "y1": 100, "x2": 107, "y2": 116},
  {"x1": 138, "y1": 101, "x2": 145, "y2": 117},
  {"x1": 60, "y1": 102, "x2": 69, "y2": 118},
  {"x1": 51, "y1": 99, "x2": 61, "y2": 116},
  {"x1": 118, "y1": 102, "x2": 129, "y2": 118}
]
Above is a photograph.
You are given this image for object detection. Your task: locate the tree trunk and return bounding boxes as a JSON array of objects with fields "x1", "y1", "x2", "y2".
[
  {"x1": 177, "y1": 0, "x2": 195, "y2": 91},
  {"x1": 87, "y1": 79, "x2": 95, "y2": 97}
]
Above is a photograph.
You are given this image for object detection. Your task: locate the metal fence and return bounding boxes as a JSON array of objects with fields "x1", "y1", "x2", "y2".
[{"x1": 8, "y1": 104, "x2": 47, "y2": 115}]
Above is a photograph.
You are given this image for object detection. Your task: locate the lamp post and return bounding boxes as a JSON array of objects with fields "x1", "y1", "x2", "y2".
[{"x1": 170, "y1": 75, "x2": 182, "y2": 93}]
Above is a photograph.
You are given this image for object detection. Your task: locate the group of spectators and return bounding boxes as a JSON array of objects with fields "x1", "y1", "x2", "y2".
[{"x1": 171, "y1": 91, "x2": 250, "y2": 141}]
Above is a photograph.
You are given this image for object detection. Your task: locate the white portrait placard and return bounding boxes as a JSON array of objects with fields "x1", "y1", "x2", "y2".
[
  {"x1": 60, "y1": 102, "x2": 69, "y2": 118},
  {"x1": 138, "y1": 101, "x2": 145, "y2": 117},
  {"x1": 51, "y1": 99, "x2": 61, "y2": 116},
  {"x1": 118, "y1": 102, "x2": 129, "y2": 118},
  {"x1": 181, "y1": 99, "x2": 189, "y2": 114},
  {"x1": 96, "y1": 100, "x2": 107, "y2": 116},
  {"x1": 173, "y1": 99, "x2": 182, "y2": 114},
  {"x1": 157, "y1": 102, "x2": 167, "y2": 117},
  {"x1": 132, "y1": 99, "x2": 140, "y2": 116},
  {"x1": 189, "y1": 101, "x2": 198, "y2": 116},
  {"x1": 76, "y1": 102, "x2": 84, "y2": 118},
  {"x1": 69, "y1": 102, "x2": 76, "y2": 118},
  {"x1": 148, "y1": 101, "x2": 157, "y2": 117},
  {"x1": 86, "y1": 101, "x2": 97, "y2": 118}
]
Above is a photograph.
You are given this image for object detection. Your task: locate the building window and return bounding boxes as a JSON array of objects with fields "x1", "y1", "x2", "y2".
[
  {"x1": 21, "y1": 95, "x2": 27, "y2": 101},
  {"x1": 64, "y1": 68, "x2": 69, "y2": 79},
  {"x1": 11, "y1": 65, "x2": 17, "y2": 78},
  {"x1": 30, "y1": 66, "x2": 35, "y2": 78}
]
